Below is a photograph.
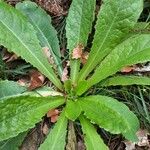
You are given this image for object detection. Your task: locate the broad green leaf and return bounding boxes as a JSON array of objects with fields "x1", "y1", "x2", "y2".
[
  {"x1": 0, "y1": 96, "x2": 65, "y2": 141},
  {"x1": 66, "y1": 0, "x2": 96, "y2": 52},
  {"x1": 65, "y1": 100, "x2": 81, "y2": 121},
  {"x1": 79, "y1": 115, "x2": 108, "y2": 150},
  {"x1": 0, "y1": 80, "x2": 26, "y2": 99},
  {"x1": 0, "y1": 132, "x2": 27, "y2": 150},
  {"x1": 87, "y1": 34, "x2": 150, "y2": 91},
  {"x1": 39, "y1": 110, "x2": 68, "y2": 150},
  {"x1": 78, "y1": 95, "x2": 139, "y2": 141},
  {"x1": 16, "y1": 1, "x2": 63, "y2": 76},
  {"x1": 0, "y1": 2, "x2": 63, "y2": 90},
  {"x1": 78, "y1": 0, "x2": 143, "y2": 81},
  {"x1": 66, "y1": 0, "x2": 96, "y2": 84},
  {"x1": 100, "y1": 75, "x2": 150, "y2": 87}
]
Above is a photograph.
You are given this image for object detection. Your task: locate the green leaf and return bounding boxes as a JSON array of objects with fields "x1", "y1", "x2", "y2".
[
  {"x1": 66, "y1": 0, "x2": 96, "y2": 84},
  {"x1": 0, "y1": 2, "x2": 63, "y2": 90},
  {"x1": 66, "y1": 0, "x2": 96, "y2": 52},
  {"x1": 100, "y1": 75, "x2": 150, "y2": 87},
  {"x1": 131, "y1": 22, "x2": 150, "y2": 34},
  {"x1": 78, "y1": 95, "x2": 139, "y2": 141},
  {"x1": 87, "y1": 34, "x2": 150, "y2": 91},
  {"x1": 78, "y1": 0, "x2": 143, "y2": 81},
  {"x1": 16, "y1": 1, "x2": 63, "y2": 76},
  {"x1": 0, "y1": 80, "x2": 27, "y2": 100},
  {"x1": 64, "y1": 80, "x2": 72, "y2": 94},
  {"x1": 0, "y1": 132, "x2": 27, "y2": 150},
  {"x1": 75, "y1": 81, "x2": 88, "y2": 96},
  {"x1": 39, "y1": 110, "x2": 68, "y2": 150},
  {"x1": 65, "y1": 100, "x2": 81, "y2": 121},
  {"x1": 0, "y1": 96, "x2": 65, "y2": 141},
  {"x1": 79, "y1": 115, "x2": 108, "y2": 150}
]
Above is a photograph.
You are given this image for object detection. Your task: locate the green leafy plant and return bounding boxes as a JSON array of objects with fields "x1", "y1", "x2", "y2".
[{"x1": 0, "y1": 0, "x2": 150, "y2": 149}]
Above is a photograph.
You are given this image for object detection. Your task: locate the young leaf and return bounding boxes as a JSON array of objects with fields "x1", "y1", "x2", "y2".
[
  {"x1": 78, "y1": 95, "x2": 139, "y2": 141},
  {"x1": 87, "y1": 34, "x2": 150, "y2": 90},
  {"x1": 0, "y1": 132, "x2": 27, "y2": 150},
  {"x1": 65, "y1": 100, "x2": 81, "y2": 121},
  {"x1": 100, "y1": 75, "x2": 150, "y2": 87},
  {"x1": 39, "y1": 110, "x2": 68, "y2": 150},
  {"x1": 75, "y1": 81, "x2": 88, "y2": 96},
  {"x1": 0, "y1": 96, "x2": 65, "y2": 141},
  {"x1": 78, "y1": 0, "x2": 143, "y2": 81},
  {"x1": 16, "y1": 1, "x2": 63, "y2": 76},
  {"x1": 66, "y1": 0, "x2": 96, "y2": 83},
  {"x1": 64, "y1": 80, "x2": 72, "y2": 93},
  {"x1": 0, "y1": 80, "x2": 26, "y2": 100},
  {"x1": 0, "y1": 2, "x2": 63, "y2": 90},
  {"x1": 79, "y1": 115, "x2": 108, "y2": 150}
]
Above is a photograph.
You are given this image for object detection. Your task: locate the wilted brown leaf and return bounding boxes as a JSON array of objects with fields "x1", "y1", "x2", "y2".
[
  {"x1": 81, "y1": 51, "x2": 89, "y2": 64},
  {"x1": 47, "y1": 109, "x2": 60, "y2": 123},
  {"x1": 124, "y1": 129, "x2": 150, "y2": 150},
  {"x1": 42, "y1": 123, "x2": 49, "y2": 135},
  {"x1": 51, "y1": 115, "x2": 59, "y2": 123},
  {"x1": 121, "y1": 66, "x2": 136, "y2": 73},
  {"x1": 35, "y1": 0, "x2": 67, "y2": 16},
  {"x1": 18, "y1": 78, "x2": 30, "y2": 87},
  {"x1": 61, "y1": 66, "x2": 69, "y2": 82},
  {"x1": 72, "y1": 44, "x2": 84, "y2": 59},
  {"x1": 28, "y1": 70, "x2": 45, "y2": 90}
]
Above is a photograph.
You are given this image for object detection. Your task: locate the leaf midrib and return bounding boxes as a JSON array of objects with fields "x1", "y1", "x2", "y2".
[
  {"x1": 0, "y1": 99, "x2": 64, "y2": 123},
  {"x1": 28, "y1": 15, "x2": 62, "y2": 75},
  {"x1": 0, "y1": 19, "x2": 58, "y2": 86},
  {"x1": 79, "y1": 2, "x2": 121, "y2": 81},
  {"x1": 81, "y1": 99, "x2": 131, "y2": 133},
  {"x1": 50, "y1": 114, "x2": 66, "y2": 150}
]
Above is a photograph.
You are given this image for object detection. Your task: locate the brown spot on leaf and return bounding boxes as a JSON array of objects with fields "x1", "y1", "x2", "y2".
[{"x1": 72, "y1": 44, "x2": 84, "y2": 59}]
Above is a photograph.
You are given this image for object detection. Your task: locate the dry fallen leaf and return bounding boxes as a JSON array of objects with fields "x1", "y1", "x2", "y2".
[
  {"x1": 42, "y1": 123, "x2": 49, "y2": 135},
  {"x1": 47, "y1": 109, "x2": 60, "y2": 123},
  {"x1": 28, "y1": 70, "x2": 45, "y2": 90},
  {"x1": 42, "y1": 47, "x2": 57, "y2": 72},
  {"x1": 81, "y1": 51, "x2": 89, "y2": 64},
  {"x1": 72, "y1": 44, "x2": 84, "y2": 59},
  {"x1": 51, "y1": 115, "x2": 59, "y2": 123},
  {"x1": 6, "y1": 54, "x2": 18, "y2": 62},
  {"x1": 136, "y1": 129, "x2": 150, "y2": 147},
  {"x1": 121, "y1": 66, "x2": 136, "y2": 73},
  {"x1": 18, "y1": 78, "x2": 30, "y2": 87},
  {"x1": 35, "y1": 0, "x2": 67, "y2": 16},
  {"x1": 124, "y1": 129, "x2": 150, "y2": 150},
  {"x1": 61, "y1": 66, "x2": 69, "y2": 82}
]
